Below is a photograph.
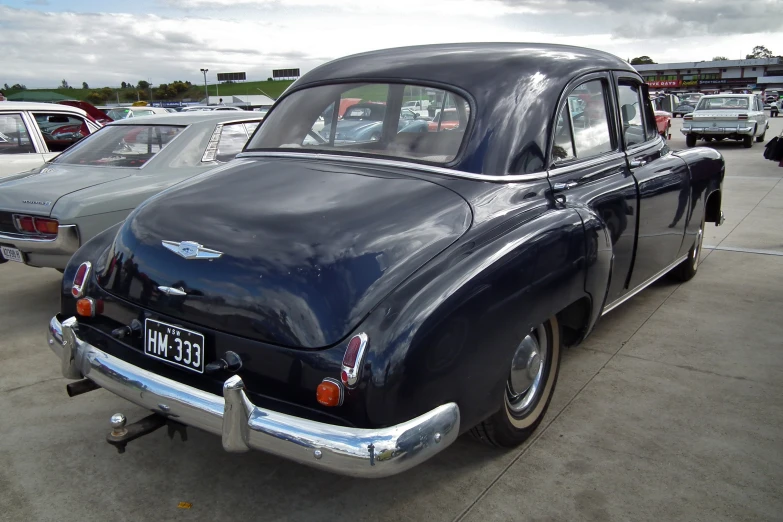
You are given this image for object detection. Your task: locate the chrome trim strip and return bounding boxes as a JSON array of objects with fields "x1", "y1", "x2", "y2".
[
  {"x1": 625, "y1": 135, "x2": 664, "y2": 156},
  {"x1": 0, "y1": 224, "x2": 79, "y2": 255},
  {"x1": 601, "y1": 254, "x2": 688, "y2": 315},
  {"x1": 548, "y1": 151, "x2": 627, "y2": 177},
  {"x1": 236, "y1": 151, "x2": 549, "y2": 182},
  {"x1": 48, "y1": 315, "x2": 460, "y2": 478}
]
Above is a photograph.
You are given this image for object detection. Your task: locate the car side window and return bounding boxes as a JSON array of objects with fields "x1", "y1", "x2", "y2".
[
  {"x1": 552, "y1": 79, "x2": 612, "y2": 165},
  {"x1": 31, "y1": 112, "x2": 91, "y2": 153},
  {"x1": 552, "y1": 108, "x2": 575, "y2": 163},
  {"x1": 617, "y1": 84, "x2": 646, "y2": 147},
  {"x1": 215, "y1": 123, "x2": 251, "y2": 162},
  {"x1": 0, "y1": 113, "x2": 35, "y2": 154}
]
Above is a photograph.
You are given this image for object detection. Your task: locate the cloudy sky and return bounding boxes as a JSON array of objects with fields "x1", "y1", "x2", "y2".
[{"x1": 2, "y1": 0, "x2": 782, "y2": 89}]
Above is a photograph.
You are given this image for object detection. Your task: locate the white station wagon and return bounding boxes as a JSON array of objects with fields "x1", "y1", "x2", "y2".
[{"x1": 681, "y1": 94, "x2": 769, "y2": 148}]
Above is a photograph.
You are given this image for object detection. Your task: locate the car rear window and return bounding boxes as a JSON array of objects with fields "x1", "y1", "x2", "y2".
[
  {"x1": 246, "y1": 82, "x2": 470, "y2": 164},
  {"x1": 697, "y1": 97, "x2": 749, "y2": 110},
  {"x1": 52, "y1": 125, "x2": 185, "y2": 168}
]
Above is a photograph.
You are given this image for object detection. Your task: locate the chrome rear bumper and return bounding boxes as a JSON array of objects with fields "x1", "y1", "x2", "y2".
[
  {"x1": 0, "y1": 224, "x2": 79, "y2": 255},
  {"x1": 681, "y1": 126, "x2": 754, "y2": 135},
  {"x1": 48, "y1": 315, "x2": 460, "y2": 478}
]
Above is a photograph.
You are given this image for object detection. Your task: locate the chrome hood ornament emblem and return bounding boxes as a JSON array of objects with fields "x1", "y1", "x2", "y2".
[{"x1": 161, "y1": 240, "x2": 223, "y2": 260}]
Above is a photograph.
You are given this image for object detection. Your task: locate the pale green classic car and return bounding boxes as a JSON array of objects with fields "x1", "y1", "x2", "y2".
[{"x1": 0, "y1": 112, "x2": 261, "y2": 270}]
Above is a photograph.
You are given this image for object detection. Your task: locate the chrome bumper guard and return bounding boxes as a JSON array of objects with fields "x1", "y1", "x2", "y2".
[
  {"x1": 48, "y1": 315, "x2": 460, "y2": 478},
  {"x1": 0, "y1": 224, "x2": 79, "y2": 255}
]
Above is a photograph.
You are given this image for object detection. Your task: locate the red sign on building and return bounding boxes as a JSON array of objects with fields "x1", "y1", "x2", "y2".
[{"x1": 646, "y1": 80, "x2": 682, "y2": 88}]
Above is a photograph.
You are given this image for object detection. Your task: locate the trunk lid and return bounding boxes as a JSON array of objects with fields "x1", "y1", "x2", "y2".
[
  {"x1": 691, "y1": 111, "x2": 749, "y2": 122},
  {"x1": 97, "y1": 158, "x2": 472, "y2": 349},
  {"x1": 0, "y1": 164, "x2": 132, "y2": 218}
]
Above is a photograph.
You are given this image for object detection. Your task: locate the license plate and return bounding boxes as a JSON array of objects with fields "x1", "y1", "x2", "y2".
[
  {"x1": 144, "y1": 319, "x2": 205, "y2": 373},
  {"x1": 1, "y1": 246, "x2": 23, "y2": 263}
]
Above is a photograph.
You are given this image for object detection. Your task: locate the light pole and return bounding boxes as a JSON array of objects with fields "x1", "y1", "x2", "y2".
[{"x1": 200, "y1": 68, "x2": 209, "y2": 104}]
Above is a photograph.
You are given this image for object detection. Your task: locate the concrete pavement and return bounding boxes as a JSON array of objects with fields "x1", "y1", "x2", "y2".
[{"x1": 0, "y1": 116, "x2": 781, "y2": 522}]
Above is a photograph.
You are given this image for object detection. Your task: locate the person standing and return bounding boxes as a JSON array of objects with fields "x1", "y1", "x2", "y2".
[{"x1": 0, "y1": 91, "x2": 5, "y2": 101}]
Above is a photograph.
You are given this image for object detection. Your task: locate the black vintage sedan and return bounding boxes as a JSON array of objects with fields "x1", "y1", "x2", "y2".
[{"x1": 48, "y1": 43, "x2": 725, "y2": 478}]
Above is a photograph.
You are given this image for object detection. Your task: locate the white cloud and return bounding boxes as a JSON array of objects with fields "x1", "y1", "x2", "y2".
[{"x1": 1, "y1": 1, "x2": 781, "y2": 89}]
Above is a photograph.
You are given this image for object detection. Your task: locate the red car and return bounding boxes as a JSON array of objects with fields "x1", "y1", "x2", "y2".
[{"x1": 427, "y1": 108, "x2": 460, "y2": 131}]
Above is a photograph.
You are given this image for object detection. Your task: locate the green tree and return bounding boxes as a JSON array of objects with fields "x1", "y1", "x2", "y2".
[
  {"x1": 3, "y1": 83, "x2": 9, "y2": 90},
  {"x1": 121, "y1": 81, "x2": 127, "y2": 89},
  {"x1": 11, "y1": 83, "x2": 26, "y2": 90},
  {"x1": 86, "y1": 91, "x2": 107, "y2": 104},
  {"x1": 746, "y1": 45, "x2": 773, "y2": 59},
  {"x1": 82, "y1": 82, "x2": 89, "y2": 89},
  {"x1": 712, "y1": 56, "x2": 728, "y2": 61},
  {"x1": 61, "y1": 79, "x2": 69, "y2": 89},
  {"x1": 137, "y1": 80, "x2": 150, "y2": 90},
  {"x1": 630, "y1": 56, "x2": 656, "y2": 65}
]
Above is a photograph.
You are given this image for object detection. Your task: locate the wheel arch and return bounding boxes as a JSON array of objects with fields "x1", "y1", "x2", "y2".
[{"x1": 705, "y1": 189, "x2": 722, "y2": 224}]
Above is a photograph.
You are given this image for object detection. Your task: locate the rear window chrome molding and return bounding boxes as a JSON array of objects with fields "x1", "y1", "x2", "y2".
[
  {"x1": 252, "y1": 78, "x2": 477, "y2": 170},
  {"x1": 236, "y1": 151, "x2": 549, "y2": 182}
]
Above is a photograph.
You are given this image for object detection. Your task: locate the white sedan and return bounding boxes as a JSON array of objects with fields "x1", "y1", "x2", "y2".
[
  {"x1": 681, "y1": 94, "x2": 769, "y2": 148},
  {"x1": 0, "y1": 102, "x2": 102, "y2": 177}
]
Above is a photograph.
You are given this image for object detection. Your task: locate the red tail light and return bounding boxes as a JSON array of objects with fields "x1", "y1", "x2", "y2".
[
  {"x1": 14, "y1": 215, "x2": 35, "y2": 233},
  {"x1": 341, "y1": 333, "x2": 368, "y2": 387},
  {"x1": 71, "y1": 261, "x2": 92, "y2": 298},
  {"x1": 738, "y1": 114, "x2": 748, "y2": 120},
  {"x1": 13, "y1": 215, "x2": 59, "y2": 235},
  {"x1": 34, "y1": 218, "x2": 59, "y2": 234},
  {"x1": 683, "y1": 114, "x2": 693, "y2": 121}
]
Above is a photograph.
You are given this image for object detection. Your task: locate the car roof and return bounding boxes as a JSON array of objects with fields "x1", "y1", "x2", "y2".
[
  {"x1": 701, "y1": 94, "x2": 752, "y2": 97},
  {"x1": 107, "y1": 111, "x2": 261, "y2": 125},
  {"x1": 296, "y1": 43, "x2": 634, "y2": 92},
  {"x1": 0, "y1": 101, "x2": 88, "y2": 116}
]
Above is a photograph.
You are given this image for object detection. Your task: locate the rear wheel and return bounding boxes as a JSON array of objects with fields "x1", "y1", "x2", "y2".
[
  {"x1": 470, "y1": 316, "x2": 561, "y2": 447},
  {"x1": 686, "y1": 134, "x2": 697, "y2": 147},
  {"x1": 670, "y1": 214, "x2": 704, "y2": 282},
  {"x1": 743, "y1": 134, "x2": 753, "y2": 148}
]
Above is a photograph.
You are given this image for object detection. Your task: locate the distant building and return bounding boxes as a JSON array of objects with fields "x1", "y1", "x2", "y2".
[{"x1": 633, "y1": 57, "x2": 783, "y2": 93}]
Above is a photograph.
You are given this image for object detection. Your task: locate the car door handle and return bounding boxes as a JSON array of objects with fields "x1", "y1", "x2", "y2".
[
  {"x1": 552, "y1": 181, "x2": 577, "y2": 191},
  {"x1": 629, "y1": 158, "x2": 647, "y2": 168}
]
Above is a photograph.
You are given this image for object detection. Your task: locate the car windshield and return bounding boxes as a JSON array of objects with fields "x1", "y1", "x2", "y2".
[
  {"x1": 697, "y1": 97, "x2": 749, "y2": 110},
  {"x1": 246, "y1": 82, "x2": 470, "y2": 164},
  {"x1": 106, "y1": 108, "x2": 131, "y2": 120},
  {"x1": 52, "y1": 125, "x2": 185, "y2": 168}
]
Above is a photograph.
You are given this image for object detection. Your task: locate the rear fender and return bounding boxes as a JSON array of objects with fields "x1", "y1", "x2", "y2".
[
  {"x1": 60, "y1": 221, "x2": 122, "y2": 315},
  {"x1": 360, "y1": 208, "x2": 589, "y2": 431}
]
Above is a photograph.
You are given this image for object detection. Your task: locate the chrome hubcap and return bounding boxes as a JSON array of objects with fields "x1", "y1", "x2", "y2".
[{"x1": 507, "y1": 325, "x2": 548, "y2": 414}]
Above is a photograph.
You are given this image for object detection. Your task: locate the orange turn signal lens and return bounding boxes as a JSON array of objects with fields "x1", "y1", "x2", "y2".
[
  {"x1": 76, "y1": 297, "x2": 102, "y2": 317},
  {"x1": 316, "y1": 378, "x2": 343, "y2": 407}
]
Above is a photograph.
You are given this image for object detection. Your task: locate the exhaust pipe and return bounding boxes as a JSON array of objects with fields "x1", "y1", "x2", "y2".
[{"x1": 66, "y1": 379, "x2": 101, "y2": 397}]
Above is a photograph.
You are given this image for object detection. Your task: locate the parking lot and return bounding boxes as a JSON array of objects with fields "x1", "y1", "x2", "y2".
[{"x1": 1, "y1": 115, "x2": 781, "y2": 522}]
